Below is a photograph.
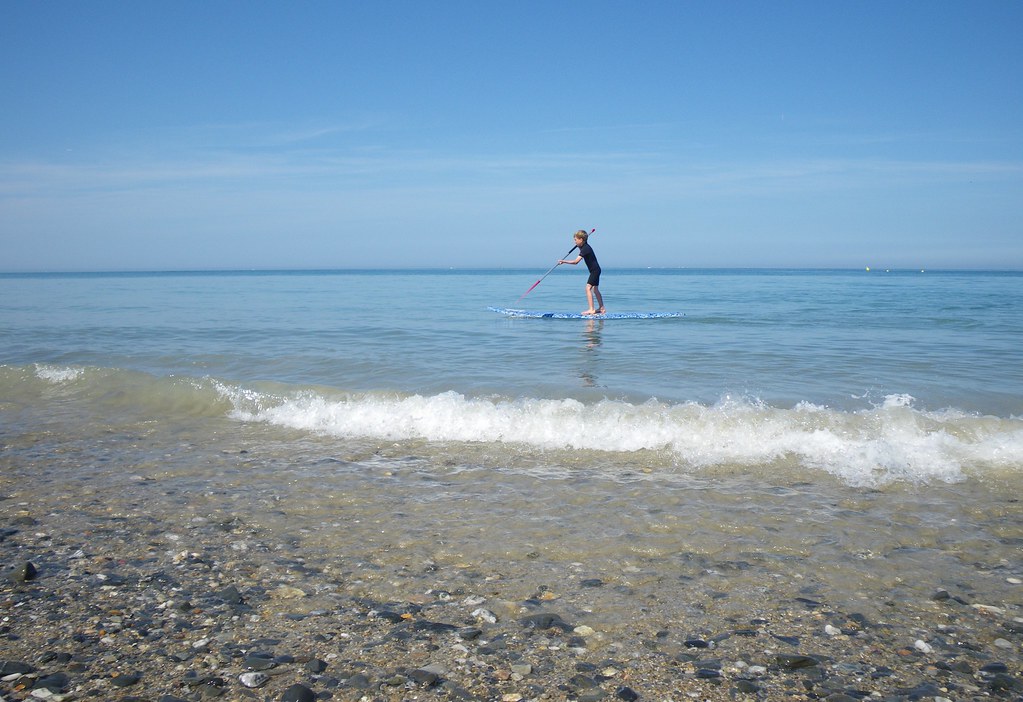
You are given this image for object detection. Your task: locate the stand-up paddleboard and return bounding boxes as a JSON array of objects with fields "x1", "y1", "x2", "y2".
[{"x1": 489, "y1": 307, "x2": 684, "y2": 320}]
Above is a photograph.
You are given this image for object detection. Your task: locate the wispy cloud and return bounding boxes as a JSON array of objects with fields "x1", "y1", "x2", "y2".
[{"x1": 1, "y1": 135, "x2": 1021, "y2": 204}]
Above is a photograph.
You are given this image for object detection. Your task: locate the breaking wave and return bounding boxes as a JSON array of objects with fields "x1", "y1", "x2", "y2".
[{"x1": 7, "y1": 364, "x2": 1022, "y2": 488}]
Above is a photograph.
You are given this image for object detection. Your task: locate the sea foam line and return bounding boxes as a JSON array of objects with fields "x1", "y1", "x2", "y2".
[
  {"x1": 21, "y1": 365, "x2": 1022, "y2": 487},
  {"x1": 223, "y1": 387, "x2": 1023, "y2": 487}
]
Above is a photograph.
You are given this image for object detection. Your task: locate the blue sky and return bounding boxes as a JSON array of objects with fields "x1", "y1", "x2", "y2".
[{"x1": 2, "y1": 1, "x2": 1021, "y2": 271}]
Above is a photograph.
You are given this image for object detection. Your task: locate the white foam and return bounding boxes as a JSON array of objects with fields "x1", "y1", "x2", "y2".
[
  {"x1": 34, "y1": 364, "x2": 84, "y2": 384},
  {"x1": 223, "y1": 387, "x2": 1023, "y2": 487}
]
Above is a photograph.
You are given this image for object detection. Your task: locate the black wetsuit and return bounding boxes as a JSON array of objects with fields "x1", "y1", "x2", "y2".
[{"x1": 578, "y1": 243, "x2": 601, "y2": 286}]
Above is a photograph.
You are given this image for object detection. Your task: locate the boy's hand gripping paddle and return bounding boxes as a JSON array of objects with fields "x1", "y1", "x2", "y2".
[{"x1": 517, "y1": 228, "x2": 595, "y2": 302}]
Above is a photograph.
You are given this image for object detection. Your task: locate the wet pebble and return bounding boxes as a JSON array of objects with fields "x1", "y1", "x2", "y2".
[
  {"x1": 244, "y1": 653, "x2": 276, "y2": 670},
  {"x1": 735, "y1": 679, "x2": 760, "y2": 694},
  {"x1": 5, "y1": 561, "x2": 37, "y2": 582},
  {"x1": 775, "y1": 654, "x2": 819, "y2": 670},
  {"x1": 304, "y1": 657, "x2": 327, "y2": 673},
  {"x1": 280, "y1": 683, "x2": 316, "y2": 702},
  {"x1": 33, "y1": 673, "x2": 70, "y2": 693},
  {"x1": 239, "y1": 671, "x2": 270, "y2": 688},
  {"x1": 409, "y1": 667, "x2": 442, "y2": 686},
  {"x1": 216, "y1": 584, "x2": 244, "y2": 605},
  {"x1": 109, "y1": 673, "x2": 141, "y2": 687},
  {"x1": 987, "y1": 672, "x2": 1021, "y2": 691},
  {"x1": 472, "y1": 606, "x2": 498, "y2": 623},
  {"x1": 1, "y1": 661, "x2": 35, "y2": 676},
  {"x1": 521, "y1": 612, "x2": 572, "y2": 630},
  {"x1": 458, "y1": 626, "x2": 483, "y2": 640}
]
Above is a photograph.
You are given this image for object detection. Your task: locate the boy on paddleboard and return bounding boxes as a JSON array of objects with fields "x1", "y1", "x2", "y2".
[{"x1": 558, "y1": 230, "x2": 605, "y2": 315}]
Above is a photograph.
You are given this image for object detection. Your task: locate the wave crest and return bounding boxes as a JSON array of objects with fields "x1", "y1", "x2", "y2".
[
  {"x1": 224, "y1": 387, "x2": 1023, "y2": 487},
  {"x1": 7, "y1": 365, "x2": 1020, "y2": 487}
]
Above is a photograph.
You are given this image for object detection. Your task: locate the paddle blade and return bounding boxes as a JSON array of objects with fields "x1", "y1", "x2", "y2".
[{"x1": 517, "y1": 279, "x2": 542, "y2": 301}]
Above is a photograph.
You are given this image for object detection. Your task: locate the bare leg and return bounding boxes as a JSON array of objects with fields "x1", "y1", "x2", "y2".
[
  {"x1": 583, "y1": 284, "x2": 596, "y2": 315},
  {"x1": 592, "y1": 285, "x2": 605, "y2": 314}
]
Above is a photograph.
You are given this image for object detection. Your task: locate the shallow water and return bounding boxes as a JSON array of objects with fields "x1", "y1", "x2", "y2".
[{"x1": 3, "y1": 381, "x2": 1021, "y2": 637}]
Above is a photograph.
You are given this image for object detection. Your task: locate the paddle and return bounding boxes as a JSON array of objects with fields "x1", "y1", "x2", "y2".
[{"x1": 517, "y1": 228, "x2": 596, "y2": 302}]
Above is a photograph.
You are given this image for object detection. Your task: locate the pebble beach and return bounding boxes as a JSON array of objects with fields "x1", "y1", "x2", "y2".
[{"x1": 2, "y1": 438, "x2": 1021, "y2": 702}]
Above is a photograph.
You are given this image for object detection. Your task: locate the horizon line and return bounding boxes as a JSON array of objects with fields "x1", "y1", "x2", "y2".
[{"x1": 3, "y1": 265, "x2": 1021, "y2": 277}]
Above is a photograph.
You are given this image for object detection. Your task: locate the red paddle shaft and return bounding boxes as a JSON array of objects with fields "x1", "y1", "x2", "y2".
[{"x1": 517, "y1": 229, "x2": 596, "y2": 302}]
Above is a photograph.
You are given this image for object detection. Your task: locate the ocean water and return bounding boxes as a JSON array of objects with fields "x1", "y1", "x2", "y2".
[
  {"x1": 3, "y1": 269, "x2": 1020, "y2": 483},
  {"x1": 2, "y1": 268, "x2": 1022, "y2": 627}
]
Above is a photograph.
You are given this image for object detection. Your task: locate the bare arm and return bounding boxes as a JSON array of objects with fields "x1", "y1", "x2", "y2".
[{"x1": 558, "y1": 255, "x2": 583, "y2": 265}]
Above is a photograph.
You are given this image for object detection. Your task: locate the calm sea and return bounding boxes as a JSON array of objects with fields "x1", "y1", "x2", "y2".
[{"x1": 2, "y1": 268, "x2": 1022, "y2": 624}]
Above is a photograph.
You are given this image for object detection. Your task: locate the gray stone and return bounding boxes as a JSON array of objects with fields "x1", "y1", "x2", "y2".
[
  {"x1": 6, "y1": 561, "x2": 37, "y2": 582},
  {"x1": 775, "y1": 654, "x2": 819, "y2": 670},
  {"x1": 521, "y1": 612, "x2": 572, "y2": 631},
  {"x1": 110, "y1": 673, "x2": 141, "y2": 687},
  {"x1": 280, "y1": 684, "x2": 316, "y2": 702},
  {"x1": 239, "y1": 672, "x2": 270, "y2": 688}
]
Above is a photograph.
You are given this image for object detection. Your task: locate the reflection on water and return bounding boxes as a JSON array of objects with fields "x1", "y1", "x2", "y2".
[{"x1": 579, "y1": 319, "x2": 603, "y2": 387}]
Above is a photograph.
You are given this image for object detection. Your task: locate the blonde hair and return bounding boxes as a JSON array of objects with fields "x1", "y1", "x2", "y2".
[{"x1": 574, "y1": 229, "x2": 589, "y2": 243}]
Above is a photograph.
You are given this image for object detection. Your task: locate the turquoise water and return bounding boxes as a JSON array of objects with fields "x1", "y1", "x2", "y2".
[{"x1": 3, "y1": 268, "x2": 1020, "y2": 408}]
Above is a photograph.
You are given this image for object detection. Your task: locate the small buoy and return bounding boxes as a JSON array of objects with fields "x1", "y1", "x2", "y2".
[{"x1": 865, "y1": 267, "x2": 871, "y2": 272}]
